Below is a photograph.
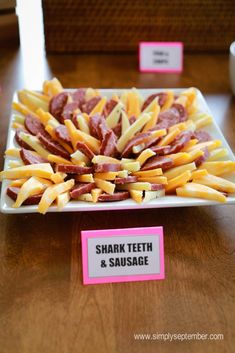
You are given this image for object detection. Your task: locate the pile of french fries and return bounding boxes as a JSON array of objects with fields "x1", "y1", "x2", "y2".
[{"x1": 1, "y1": 78, "x2": 235, "y2": 214}]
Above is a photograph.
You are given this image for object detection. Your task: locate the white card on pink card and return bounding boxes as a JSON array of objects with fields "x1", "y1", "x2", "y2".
[
  {"x1": 139, "y1": 42, "x2": 183, "y2": 73},
  {"x1": 81, "y1": 226, "x2": 165, "y2": 285}
]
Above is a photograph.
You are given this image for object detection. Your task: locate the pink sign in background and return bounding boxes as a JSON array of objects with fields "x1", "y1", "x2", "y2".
[{"x1": 139, "y1": 41, "x2": 183, "y2": 73}]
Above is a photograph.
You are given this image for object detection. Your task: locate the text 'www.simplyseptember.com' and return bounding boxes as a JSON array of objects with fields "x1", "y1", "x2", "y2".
[{"x1": 133, "y1": 332, "x2": 224, "y2": 342}]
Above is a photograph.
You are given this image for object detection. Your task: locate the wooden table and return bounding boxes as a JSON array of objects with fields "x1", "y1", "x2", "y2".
[{"x1": 0, "y1": 51, "x2": 234, "y2": 353}]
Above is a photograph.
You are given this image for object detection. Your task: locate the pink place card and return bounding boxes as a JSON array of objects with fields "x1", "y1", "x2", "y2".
[
  {"x1": 81, "y1": 226, "x2": 165, "y2": 285},
  {"x1": 139, "y1": 42, "x2": 183, "y2": 73}
]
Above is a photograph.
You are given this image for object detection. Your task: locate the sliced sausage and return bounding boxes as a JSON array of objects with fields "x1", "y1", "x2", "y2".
[
  {"x1": 100, "y1": 130, "x2": 117, "y2": 157},
  {"x1": 94, "y1": 163, "x2": 121, "y2": 172},
  {"x1": 71, "y1": 89, "x2": 86, "y2": 108},
  {"x1": 49, "y1": 92, "x2": 69, "y2": 121},
  {"x1": 57, "y1": 164, "x2": 93, "y2": 174},
  {"x1": 76, "y1": 141, "x2": 95, "y2": 159},
  {"x1": 82, "y1": 96, "x2": 101, "y2": 114},
  {"x1": 103, "y1": 99, "x2": 117, "y2": 117},
  {"x1": 98, "y1": 191, "x2": 130, "y2": 202},
  {"x1": 171, "y1": 103, "x2": 187, "y2": 121},
  {"x1": 141, "y1": 156, "x2": 173, "y2": 171},
  {"x1": 114, "y1": 176, "x2": 138, "y2": 184},
  {"x1": 24, "y1": 114, "x2": 48, "y2": 136},
  {"x1": 7, "y1": 186, "x2": 42, "y2": 205},
  {"x1": 195, "y1": 147, "x2": 210, "y2": 167},
  {"x1": 61, "y1": 102, "x2": 79, "y2": 121},
  {"x1": 14, "y1": 128, "x2": 33, "y2": 150},
  {"x1": 112, "y1": 122, "x2": 122, "y2": 138},
  {"x1": 70, "y1": 182, "x2": 95, "y2": 198},
  {"x1": 20, "y1": 148, "x2": 48, "y2": 165},
  {"x1": 89, "y1": 114, "x2": 103, "y2": 138},
  {"x1": 129, "y1": 116, "x2": 136, "y2": 125},
  {"x1": 141, "y1": 92, "x2": 167, "y2": 111},
  {"x1": 150, "y1": 145, "x2": 171, "y2": 155},
  {"x1": 150, "y1": 184, "x2": 165, "y2": 191},
  {"x1": 37, "y1": 133, "x2": 70, "y2": 159},
  {"x1": 192, "y1": 130, "x2": 212, "y2": 143},
  {"x1": 55, "y1": 125, "x2": 71, "y2": 143},
  {"x1": 168, "y1": 131, "x2": 193, "y2": 154},
  {"x1": 121, "y1": 132, "x2": 151, "y2": 157},
  {"x1": 98, "y1": 118, "x2": 110, "y2": 139}
]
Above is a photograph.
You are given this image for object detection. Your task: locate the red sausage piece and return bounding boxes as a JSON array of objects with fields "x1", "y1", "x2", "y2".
[
  {"x1": 98, "y1": 191, "x2": 130, "y2": 202},
  {"x1": 20, "y1": 148, "x2": 48, "y2": 165},
  {"x1": 70, "y1": 182, "x2": 96, "y2": 198},
  {"x1": 141, "y1": 156, "x2": 173, "y2": 171},
  {"x1": 49, "y1": 92, "x2": 69, "y2": 122},
  {"x1": 37, "y1": 133, "x2": 70, "y2": 159},
  {"x1": 57, "y1": 164, "x2": 93, "y2": 174},
  {"x1": 7, "y1": 186, "x2": 42, "y2": 205}
]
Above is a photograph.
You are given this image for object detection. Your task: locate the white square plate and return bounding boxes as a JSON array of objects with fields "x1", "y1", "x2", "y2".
[{"x1": 1, "y1": 88, "x2": 235, "y2": 213}]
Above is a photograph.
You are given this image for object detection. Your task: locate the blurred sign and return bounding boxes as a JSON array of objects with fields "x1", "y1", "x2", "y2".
[{"x1": 139, "y1": 42, "x2": 183, "y2": 73}]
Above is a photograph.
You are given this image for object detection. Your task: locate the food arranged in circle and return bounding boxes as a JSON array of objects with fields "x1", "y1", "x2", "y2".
[{"x1": 1, "y1": 78, "x2": 235, "y2": 214}]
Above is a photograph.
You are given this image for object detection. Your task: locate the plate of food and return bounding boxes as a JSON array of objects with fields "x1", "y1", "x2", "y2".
[{"x1": 1, "y1": 78, "x2": 235, "y2": 214}]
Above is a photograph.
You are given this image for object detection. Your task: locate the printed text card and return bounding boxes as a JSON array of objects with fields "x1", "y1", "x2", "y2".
[
  {"x1": 81, "y1": 226, "x2": 164, "y2": 285},
  {"x1": 139, "y1": 42, "x2": 183, "y2": 73}
]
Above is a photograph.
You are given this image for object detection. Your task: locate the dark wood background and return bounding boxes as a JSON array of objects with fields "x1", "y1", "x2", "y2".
[
  {"x1": 0, "y1": 49, "x2": 234, "y2": 353},
  {"x1": 43, "y1": 0, "x2": 235, "y2": 53}
]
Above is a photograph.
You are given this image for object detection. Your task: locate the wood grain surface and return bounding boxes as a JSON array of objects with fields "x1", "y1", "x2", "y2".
[{"x1": 0, "y1": 50, "x2": 235, "y2": 353}]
